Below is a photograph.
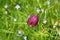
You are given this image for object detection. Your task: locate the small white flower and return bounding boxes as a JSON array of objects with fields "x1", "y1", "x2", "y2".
[
  {"x1": 26, "y1": 5, "x2": 28, "y2": 9},
  {"x1": 13, "y1": 18, "x2": 16, "y2": 21},
  {"x1": 47, "y1": 0, "x2": 50, "y2": 7},
  {"x1": 47, "y1": 0, "x2": 50, "y2": 5},
  {"x1": 15, "y1": 4, "x2": 20, "y2": 9},
  {"x1": 36, "y1": 8, "x2": 40, "y2": 13},
  {"x1": 18, "y1": 30, "x2": 22, "y2": 36},
  {"x1": 4, "y1": 4, "x2": 8, "y2": 8},
  {"x1": 23, "y1": 36, "x2": 27, "y2": 40},
  {"x1": 43, "y1": 19, "x2": 47, "y2": 24},
  {"x1": 41, "y1": 9, "x2": 44, "y2": 13},
  {"x1": 5, "y1": 10, "x2": 8, "y2": 14},
  {"x1": 53, "y1": 26, "x2": 56, "y2": 29}
]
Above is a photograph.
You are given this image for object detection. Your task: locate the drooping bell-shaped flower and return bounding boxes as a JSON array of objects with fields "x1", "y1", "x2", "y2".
[{"x1": 27, "y1": 14, "x2": 38, "y2": 27}]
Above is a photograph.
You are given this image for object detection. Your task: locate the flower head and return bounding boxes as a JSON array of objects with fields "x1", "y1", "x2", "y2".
[
  {"x1": 13, "y1": 18, "x2": 16, "y2": 21},
  {"x1": 15, "y1": 4, "x2": 20, "y2": 9},
  {"x1": 17, "y1": 30, "x2": 22, "y2": 36},
  {"x1": 36, "y1": 8, "x2": 40, "y2": 13},
  {"x1": 23, "y1": 35, "x2": 27, "y2": 40},
  {"x1": 4, "y1": 4, "x2": 8, "y2": 8},
  {"x1": 43, "y1": 19, "x2": 47, "y2": 24},
  {"x1": 5, "y1": 10, "x2": 8, "y2": 14},
  {"x1": 27, "y1": 14, "x2": 38, "y2": 27}
]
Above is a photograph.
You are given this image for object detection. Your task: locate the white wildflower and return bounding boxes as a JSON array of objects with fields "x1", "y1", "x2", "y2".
[
  {"x1": 13, "y1": 18, "x2": 16, "y2": 21},
  {"x1": 47, "y1": 0, "x2": 50, "y2": 5},
  {"x1": 23, "y1": 36, "x2": 27, "y2": 40},
  {"x1": 43, "y1": 19, "x2": 47, "y2": 24},
  {"x1": 5, "y1": 10, "x2": 8, "y2": 14},
  {"x1": 47, "y1": 0, "x2": 50, "y2": 7},
  {"x1": 4, "y1": 4, "x2": 8, "y2": 8},
  {"x1": 15, "y1": 4, "x2": 20, "y2": 9},
  {"x1": 26, "y1": 5, "x2": 28, "y2": 9},
  {"x1": 18, "y1": 30, "x2": 22, "y2": 36},
  {"x1": 36, "y1": 8, "x2": 40, "y2": 13}
]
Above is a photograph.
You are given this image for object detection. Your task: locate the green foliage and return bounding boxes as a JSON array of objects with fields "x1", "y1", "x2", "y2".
[{"x1": 0, "y1": 0, "x2": 60, "y2": 40}]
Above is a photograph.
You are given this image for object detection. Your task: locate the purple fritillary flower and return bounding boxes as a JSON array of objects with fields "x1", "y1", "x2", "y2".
[{"x1": 27, "y1": 14, "x2": 38, "y2": 27}]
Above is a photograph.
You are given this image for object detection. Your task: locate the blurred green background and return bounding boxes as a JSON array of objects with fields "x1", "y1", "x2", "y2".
[{"x1": 0, "y1": 0, "x2": 60, "y2": 40}]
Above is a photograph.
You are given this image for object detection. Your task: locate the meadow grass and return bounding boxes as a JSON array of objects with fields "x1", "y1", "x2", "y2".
[{"x1": 0, "y1": 0, "x2": 60, "y2": 40}]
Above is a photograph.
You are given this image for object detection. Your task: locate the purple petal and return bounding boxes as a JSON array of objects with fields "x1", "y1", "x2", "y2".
[{"x1": 27, "y1": 14, "x2": 38, "y2": 27}]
